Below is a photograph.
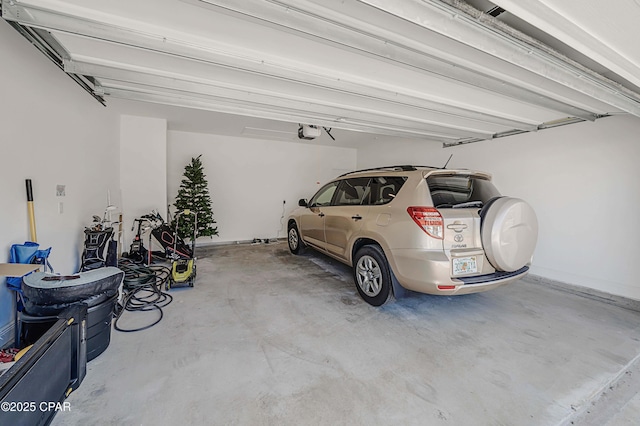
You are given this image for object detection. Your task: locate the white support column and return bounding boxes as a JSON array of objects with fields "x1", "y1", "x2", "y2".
[{"x1": 119, "y1": 115, "x2": 167, "y2": 246}]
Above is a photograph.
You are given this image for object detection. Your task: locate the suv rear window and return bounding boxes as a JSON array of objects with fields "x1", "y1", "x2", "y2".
[
  {"x1": 335, "y1": 178, "x2": 371, "y2": 206},
  {"x1": 427, "y1": 175, "x2": 499, "y2": 208},
  {"x1": 368, "y1": 177, "x2": 406, "y2": 205},
  {"x1": 331, "y1": 176, "x2": 407, "y2": 206}
]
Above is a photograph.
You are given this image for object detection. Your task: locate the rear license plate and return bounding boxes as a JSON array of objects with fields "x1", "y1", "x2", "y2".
[{"x1": 453, "y1": 256, "x2": 477, "y2": 275}]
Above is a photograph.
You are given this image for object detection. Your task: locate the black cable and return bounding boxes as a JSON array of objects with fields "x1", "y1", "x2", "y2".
[{"x1": 114, "y1": 259, "x2": 173, "y2": 332}]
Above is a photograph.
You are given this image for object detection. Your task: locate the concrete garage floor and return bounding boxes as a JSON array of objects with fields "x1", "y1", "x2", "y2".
[{"x1": 52, "y1": 242, "x2": 640, "y2": 425}]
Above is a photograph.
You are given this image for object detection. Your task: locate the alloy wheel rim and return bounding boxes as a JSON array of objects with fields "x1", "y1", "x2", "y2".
[
  {"x1": 288, "y1": 228, "x2": 298, "y2": 250},
  {"x1": 356, "y1": 255, "x2": 382, "y2": 296}
]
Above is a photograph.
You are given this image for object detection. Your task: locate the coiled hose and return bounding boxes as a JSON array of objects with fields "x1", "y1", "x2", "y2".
[{"x1": 114, "y1": 259, "x2": 173, "y2": 332}]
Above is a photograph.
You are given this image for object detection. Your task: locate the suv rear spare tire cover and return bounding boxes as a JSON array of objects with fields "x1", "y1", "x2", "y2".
[{"x1": 481, "y1": 197, "x2": 538, "y2": 272}]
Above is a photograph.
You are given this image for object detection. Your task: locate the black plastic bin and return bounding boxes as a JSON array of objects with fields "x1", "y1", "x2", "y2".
[
  {"x1": 20, "y1": 293, "x2": 117, "y2": 362},
  {"x1": 0, "y1": 304, "x2": 87, "y2": 426},
  {"x1": 85, "y1": 293, "x2": 117, "y2": 361}
]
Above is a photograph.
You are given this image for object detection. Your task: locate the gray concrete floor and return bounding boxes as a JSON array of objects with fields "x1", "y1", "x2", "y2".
[{"x1": 52, "y1": 242, "x2": 640, "y2": 425}]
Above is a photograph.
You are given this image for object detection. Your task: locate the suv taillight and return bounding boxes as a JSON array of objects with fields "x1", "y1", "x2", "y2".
[{"x1": 407, "y1": 207, "x2": 443, "y2": 239}]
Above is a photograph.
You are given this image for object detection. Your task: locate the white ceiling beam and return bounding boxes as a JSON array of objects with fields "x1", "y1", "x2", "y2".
[
  {"x1": 64, "y1": 55, "x2": 526, "y2": 137},
  {"x1": 92, "y1": 74, "x2": 494, "y2": 140},
  {"x1": 100, "y1": 82, "x2": 463, "y2": 142}
]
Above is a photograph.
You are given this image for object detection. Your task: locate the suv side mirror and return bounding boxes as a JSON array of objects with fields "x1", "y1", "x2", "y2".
[{"x1": 298, "y1": 198, "x2": 308, "y2": 207}]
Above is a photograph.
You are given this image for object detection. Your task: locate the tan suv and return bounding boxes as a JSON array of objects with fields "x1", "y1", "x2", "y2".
[{"x1": 287, "y1": 165, "x2": 538, "y2": 306}]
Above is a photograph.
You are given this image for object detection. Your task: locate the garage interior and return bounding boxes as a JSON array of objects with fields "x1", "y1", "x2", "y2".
[{"x1": 1, "y1": 0, "x2": 639, "y2": 424}]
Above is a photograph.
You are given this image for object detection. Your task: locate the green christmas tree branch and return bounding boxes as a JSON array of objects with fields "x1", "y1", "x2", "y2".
[{"x1": 172, "y1": 155, "x2": 218, "y2": 240}]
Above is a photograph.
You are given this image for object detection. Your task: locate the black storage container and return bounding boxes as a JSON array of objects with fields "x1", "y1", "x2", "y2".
[
  {"x1": 85, "y1": 293, "x2": 117, "y2": 361},
  {"x1": 0, "y1": 304, "x2": 87, "y2": 426},
  {"x1": 20, "y1": 293, "x2": 117, "y2": 362}
]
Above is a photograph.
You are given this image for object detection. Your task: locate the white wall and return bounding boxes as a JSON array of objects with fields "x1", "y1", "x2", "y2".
[
  {"x1": 120, "y1": 115, "x2": 167, "y2": 245},
  {"x1": 356, "y1": 115, "x2": 640, "y2": 300},
  {"x1": 167, "y1": 131, "x2": 357, "y2": 244},
  {"x1": 0, "y1": 20, "x2": 120, "y2": 345},
  {"x1": 357, "y1": 138, "x2": 446, "y2": 170}
]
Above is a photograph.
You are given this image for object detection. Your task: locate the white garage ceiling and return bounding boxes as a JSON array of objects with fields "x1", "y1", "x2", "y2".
[{"x1": 3, "y1": 0, "x2": 640, "y2": 146}]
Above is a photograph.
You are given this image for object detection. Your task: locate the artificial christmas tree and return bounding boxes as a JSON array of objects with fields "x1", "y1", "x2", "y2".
[{"x1": 172, "y1": 155, "x2": 218, "y2": 240}]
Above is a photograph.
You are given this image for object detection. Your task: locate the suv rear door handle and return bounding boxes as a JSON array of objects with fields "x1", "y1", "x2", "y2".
[
  {"x1": 351, "y1": 215, "x2": 362, "y2": 221},
  {"x1": 447, "y1": 223, "x2": 468, "y2": 232}
]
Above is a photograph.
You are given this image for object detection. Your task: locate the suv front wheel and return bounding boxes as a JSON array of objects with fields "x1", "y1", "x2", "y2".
[
  {"x1": 288, "y1": 222, "x2": 306, "y2": 255},
  {"x1": 353, "y1": 245, "x2": 393, "y2": 306}
]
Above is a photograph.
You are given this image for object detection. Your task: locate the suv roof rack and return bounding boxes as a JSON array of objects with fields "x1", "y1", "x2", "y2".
[{"x1": 338, "y1": 165, "x2": 439, "y2": 177}]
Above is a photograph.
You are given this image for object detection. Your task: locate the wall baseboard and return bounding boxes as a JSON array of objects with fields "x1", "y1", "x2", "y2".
[
  {"x1": 196, "y1": 237, "x2": 285, "y2": 248},
  {"x1": 525, "y1": 274, "x2": 640, "y2": 313}
]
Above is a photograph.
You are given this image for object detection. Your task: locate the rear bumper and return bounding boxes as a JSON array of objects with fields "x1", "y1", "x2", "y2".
[
  {"x1": 457, "y1": 266, "x2": 529, "y2": 285},
  {"x1": 443, "y1": 266, "x2": 529, "y2": 295},
  {"x1": 389, "y1": 248, "x2": 529, "y2": 295}
]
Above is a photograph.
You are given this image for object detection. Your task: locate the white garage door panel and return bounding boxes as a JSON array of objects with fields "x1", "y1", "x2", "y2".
[{"x1": 3, "y1": 0, "x2": 640, "y2": 144}]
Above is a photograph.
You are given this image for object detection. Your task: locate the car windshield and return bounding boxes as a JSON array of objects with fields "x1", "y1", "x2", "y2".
[{"x1": 426, "y1": 174, "x2": 500, "y2": 208}]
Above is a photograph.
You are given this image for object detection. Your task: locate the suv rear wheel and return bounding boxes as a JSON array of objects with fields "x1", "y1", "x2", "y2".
[{"x1": 353, "y1": 245, "x2": 393, "y2": 306}]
